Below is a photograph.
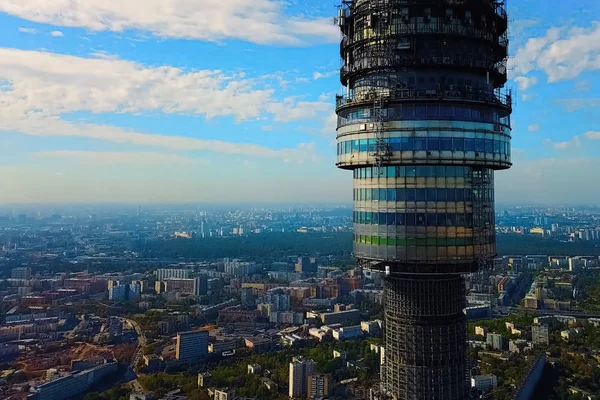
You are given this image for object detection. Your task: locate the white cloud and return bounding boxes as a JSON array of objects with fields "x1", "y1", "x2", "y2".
[
  {"x1": 521, "y1": 94, "x2": 537, "y2": 102},
  {"x1": 514, "y1": 76, "x2": 538, "y2": 91},
  {"x1": 585, "y1": 131, "x2": 600, "y2": 140},
  {"x1": 50, "y1": 31, "x2": 64, "y2": 37},
  {"x1": 35, "y1": 150, "x2": 202, "y2": 165},
  {"x1": 527, "y1": 124, "x2": 540, "y2": 132},
  {"x1": 556, "y1": 98, "x2": 600, "y2": 112},
  {"x1": 575, "y1": 80, "x2": 592, "y2": 92},
  {"x1": 17, "y1": 27, "x2": 37, "y2": 34},
  {"x1": 321, "y1": 113, "x2": 338, "y2": 135},
  {"x1": 543, "y1": 135, "x2": 581, "y2": 150},
  {"x1": 0, "y1": 48, "x2": 325, "y2": 163},
  {"x1": 313, "y1": 70, "x2": 338, "y2": 80},
  {"x1": 511, "y1": 22, "x2": 600, "y2": 82},
  {"x1": 0, "y1": 0, "x2": 337, "y2": 46}
]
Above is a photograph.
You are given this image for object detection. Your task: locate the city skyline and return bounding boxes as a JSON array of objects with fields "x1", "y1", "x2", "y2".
[{"x1": 1, "y1": 0, "x2": 600, "y2": 204}]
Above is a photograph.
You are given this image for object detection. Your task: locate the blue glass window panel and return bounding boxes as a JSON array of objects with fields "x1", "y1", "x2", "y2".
[
  {"x1": 416, "y1": 214, "x2": 426, "y2": 226},
  {"x1": 485, "y1": 139, "x2": 493, "y2": 153},
  {"x1": 435, "y1": 166, "x2": 446, "y2": 177},
  {"x1": 493, "y1": 140, "x2": 500, "y2": 154},
  {"x1": 428, "y1": 105, "x2": 439, "y2": 118},
  {"x1": 398, "y1": 166, "x2": 406, "y2": 177},
  {"x1": 379, "y1": 212, "x2": 386, "y2": 225},
  {"x1": 427, "y1": 188, "x2": 437, "y2": 201},
  {"x1": 441, "y1": 138, "x2": 453, "y2": 151},
  {"x1": 453, "y1": 138, "x2": 465, "y2": 151},
  {"x1": 401, "y1": 137, "x2": 413, "y2": 151},
  {"x1": 402, "y1": 105, "x2": 414, "y2": 118},
  {"x1": 456, "y1": 213, "x2": 466, "y2": 226},
  {"x1": 387, "y1": 213, "x2": 396, "y2": 225},
  {"x1": 379, "y1": 189, "x2": 387, "y2": 201},
  {"x1": 406, "y1": 189, "x2": 416, "y2": 202},
  {"x1": 366, "y1": 189, "x2": 371, "y2": 200},
  {"x1": 396, "y1": 213, "x2": 405, "y2": 226},
  {"x1": 368, "y1": 139, "x2": 377, "y2": 152},
  {"x1": 414, "y1": 138, "x2": 426, "y2": 151},
  {"x1": 427, "y1": 137, "x2": 440, "y2": 151},
  {"x1": 427, "y1": 214, "x2": 437, "y2": 226},
  {"x1": 359, "y1": 139, "x2": 368, "y2": 152},
  {"x1": 446, "y1": 213, "x2": 457, "y2": 225},
  {"x1": 472, "y1": 108, "x2": 482, "y2": 121},
  {"x1": 352, "y1": 140, "x2": 360, "y2": 153},
  {"x1": 397, "y1": 188, "x2": 406, "y2": 201},
  {"x1": 372, "y1": 189, "x2": 378, "y2": 201},
  {"x1": 415, "y1": 106, "x2": 427, "y2": 118},
  {"x1": 405, "y1": 213, "x2": 416, "y2": 226},
  {"x1": 347, "y1": 141, "x2": 353, "y2": 154},
  {"x1": 416, "y1": 189, "x2": 427, "y2": 201},
  {"x1": 390, "y1": 138, "x2": 402, "y2": 151},
  {"x1": 366, "y1": 168, "x2": 372, "y2": 178},
  {"x1": 475, "y1": 139, "x2": 485, "y2": 152},
  {"x1": 448, "y1": 190, "x2": 457, "y2": 202},
  {"x1": 406, "y1": 166, "x2": 417, "y2": 177},
  {"x1": 437, "y1": 189, "x2": 447, "y2": 201},
  {"x1": 359, "y1": 212, "x2": 364, "y2": 224},
  {"x1": 465, "y1": 138, "x2": 475, "y2": 152},
  {"x1": 438, "y1": 213, "x2": 448, "y2": 226},
  {"x1": 373, "y1": 212, "x2": 379, "y2": 225},
  {"x1": 337, "y1": 143, "x2": 341, "y2": 155},
  {"x1": 387, "y1": 189, "x2": 396, "y2": 201},
  {"x1": 455, "y1": 189, "x2": 465, "y2": 202},
  {"x1": 387, "y1": 166, "x2": 396, "y2": 177},
  {"x1": 365, "y1": 212, "x2": 372, "y2": 224}
]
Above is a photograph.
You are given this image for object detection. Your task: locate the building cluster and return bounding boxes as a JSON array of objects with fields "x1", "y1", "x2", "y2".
[{"x1": 289, "y1": 357, "x2": 332, "y2": 399}]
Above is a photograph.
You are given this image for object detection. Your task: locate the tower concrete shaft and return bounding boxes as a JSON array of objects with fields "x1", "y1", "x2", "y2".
[{"x1": 383, "y1": 275, "x2": 467, "y2": 400}]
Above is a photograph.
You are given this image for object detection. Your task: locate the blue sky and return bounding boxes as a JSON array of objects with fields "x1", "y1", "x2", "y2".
[{"x1": 0, "y1": 0, "x2": 599, "y2": 204}]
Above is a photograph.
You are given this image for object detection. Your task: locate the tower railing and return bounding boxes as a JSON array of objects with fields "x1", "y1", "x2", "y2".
[{"x1": 336, "y1": 86, "x2": 512, "y2": 110}]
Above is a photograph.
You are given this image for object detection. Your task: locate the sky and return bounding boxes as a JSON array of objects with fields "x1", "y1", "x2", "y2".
[{"x1": 0, "y1": 0, "x2": 599, "y2": 205}]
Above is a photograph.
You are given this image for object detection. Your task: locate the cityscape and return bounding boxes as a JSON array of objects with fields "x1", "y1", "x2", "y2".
[{"x1": 1, "y1": 0, "x2": 600, "y2": 400}]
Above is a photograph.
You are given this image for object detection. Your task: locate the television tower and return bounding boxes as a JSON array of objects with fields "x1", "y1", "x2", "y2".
[{"x1": 335, "y1": 1, "x2": 511, "y2": 399}]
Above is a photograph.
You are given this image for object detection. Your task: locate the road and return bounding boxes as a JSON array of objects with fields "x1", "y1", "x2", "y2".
[
  {"x1": 123, "y1": 317, "x2": 147, "y2": 395},
  {"x1": 124, "y1": 318, "x2": 146, "y2": 368}
]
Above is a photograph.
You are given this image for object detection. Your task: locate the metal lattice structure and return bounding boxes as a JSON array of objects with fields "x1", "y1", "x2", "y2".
[{"x1": 335, "y1": 1, "x2": 512, "y2": 399}]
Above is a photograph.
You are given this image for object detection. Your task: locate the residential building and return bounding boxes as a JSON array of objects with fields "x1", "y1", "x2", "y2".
[
  {"x1": 486, "y1": 333, "x2": 505, "y2": 351},
  {"x1": 11, "y1": 267, "x2": 31, "y2": 280},
  {"x1": 155, "y1": 269, "x2": 191, "y2": 281},
  {"x1": 319, "y1": 309, "x2": 361, "y2": 325},
  {"x1": 333, "y1": 325, "x2": 363, "y2": 341},
  {"x1": 289, "y1": 357, "x2": 315, "y2": 398},
  {"x1": 214, "y1": 388, "x2": 236, "y2": 400},
  {"x1": 175, "y1": 331, "x2": 208, "y2": 361},
  {"x1": 198, "y1": 372, "x2": 211, "y2": 388},
  {"x1": 28, "y1": 362, "x2": 118, "y2": 400},
  {"x1": 532, "y1": 324, "x2": 549, "y2": 346},
  {"x1": 308, "y1": 374, "x2": 332, "y2": 399},
  {"x1": 475, "y1": 326, "x2": 488, "y2": 337},
  {"x1": 471, "y1": 375, "x2": 498, "y2": 393},
  {"x1": 247, "y1": 364, "x2": 261, "y2": 374},
  {"x1": 208, "y1": 340, "x2": 236, "y2": 354}
]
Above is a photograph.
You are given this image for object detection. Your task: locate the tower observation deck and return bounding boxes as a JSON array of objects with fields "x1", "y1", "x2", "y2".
[{"x1": 334, "y1": 1, "x2": 511, "y2": 399}]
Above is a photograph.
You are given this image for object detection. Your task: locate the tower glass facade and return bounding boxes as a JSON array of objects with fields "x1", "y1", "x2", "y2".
[{"x1": 335, "y1": 1, "x2": 511, "y2": 399}]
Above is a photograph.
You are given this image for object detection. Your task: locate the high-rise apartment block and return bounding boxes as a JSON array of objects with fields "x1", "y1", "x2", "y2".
[
  {"x1": 308, "y1": 374, "x2": 332, "y2": 399},
  {"x1": 289, "y1": 357, "x2": 315, "y2": 398},
  {"x1": 155, "y1": 268, "x2": 191, "y2": 281},
  {"x1": 532, "y1": 324, "x2": 549, "y2": 346},
  {"x1": 335, "y1": 1, "x2": 511, "y2": 398},
  {"x1": 11, "y1": 267, "x2": 31, "y2": 280},
  {"x1": 175, "y1": 330, "x2": 208, "y2": 361},
  {"x1": 487, "y1": 333, "x2": 505, "y2": 351}
]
